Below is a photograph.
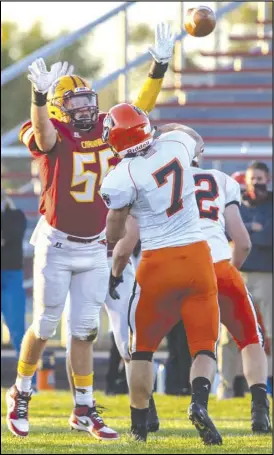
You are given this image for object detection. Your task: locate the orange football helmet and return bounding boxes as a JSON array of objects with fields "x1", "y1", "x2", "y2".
[{"x1": 102, "y1": 103, "x2": 154, "y2": 157}]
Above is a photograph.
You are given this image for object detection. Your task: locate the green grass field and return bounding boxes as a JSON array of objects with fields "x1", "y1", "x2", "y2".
[{"x1": 1, "y1": 389, "x2": 272, "y2": 454}]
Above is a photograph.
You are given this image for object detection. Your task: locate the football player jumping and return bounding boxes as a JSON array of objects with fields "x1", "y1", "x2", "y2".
[{"x1": 6, "y1": 23, "x2": 176, "y2": 440}]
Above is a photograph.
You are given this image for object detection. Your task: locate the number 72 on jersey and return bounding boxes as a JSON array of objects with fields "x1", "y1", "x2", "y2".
[{"x1": 153, "y1": 158, "x2": 219, "y2": 220}]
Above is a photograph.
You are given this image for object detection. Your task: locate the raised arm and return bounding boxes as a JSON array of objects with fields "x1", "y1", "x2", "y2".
[
  {"x1": 28, "y1": 59, "x2": 73, "y2": 152},
  {"x1": 133, "y1": 23, "x2": 176, "y2": 114}
]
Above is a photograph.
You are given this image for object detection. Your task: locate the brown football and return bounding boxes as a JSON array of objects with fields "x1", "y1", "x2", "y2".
[{"x1": 184, "y1": 6, "x2": 216, "y2": 37}]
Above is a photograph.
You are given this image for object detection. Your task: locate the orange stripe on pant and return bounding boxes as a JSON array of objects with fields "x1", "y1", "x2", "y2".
[
  {"x1": 129, "y1": 241, "x2": 220, "y2": 358},
  {"x1": 215, "y1": 260, "x2": 262, "y2": 350}
]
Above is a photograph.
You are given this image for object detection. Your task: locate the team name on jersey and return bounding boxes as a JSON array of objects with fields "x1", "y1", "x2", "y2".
[{"x1": 81, "y1": 139, "x2": 104, "y2": 149}]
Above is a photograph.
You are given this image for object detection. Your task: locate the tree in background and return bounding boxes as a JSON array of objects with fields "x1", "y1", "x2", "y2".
[
  {"x1": 1, "y1": 21, "x2": 102, "y2": 136},
  {"x1": 225, "y1": 2, "x2": 272, "y2": 52}
]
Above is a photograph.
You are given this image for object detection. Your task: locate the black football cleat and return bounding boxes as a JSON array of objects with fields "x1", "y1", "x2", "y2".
[
  {"x1": 131, "y1": 424, "x2": 147, "y2": 442},
  {"x1": 147, "y1": 396, "x2": 160, "y2": 433},
  {"x1": 188, "y1": 403, "x2": 222, "y2": 445},
  {"x1": 251, "y1": 401, "x2": 272, "y2": 434}
]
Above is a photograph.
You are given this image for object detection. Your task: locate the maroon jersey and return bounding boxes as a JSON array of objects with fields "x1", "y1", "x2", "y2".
[{"x1": 20, "y1": 114, "x2": 119, "y2": 237}]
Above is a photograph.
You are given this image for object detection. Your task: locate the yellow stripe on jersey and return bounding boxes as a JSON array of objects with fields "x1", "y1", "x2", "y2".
[{"x1": 133, "y1": 77, "x2": 164, "y2": 114}]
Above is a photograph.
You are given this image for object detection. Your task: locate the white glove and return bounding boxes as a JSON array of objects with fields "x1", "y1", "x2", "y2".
[
  {"x1": 27, "y1": 58, "x2": 74, "y2": 94},
  {"x1": 148, "y1": 22, "x2": 177, "y2": 65}
]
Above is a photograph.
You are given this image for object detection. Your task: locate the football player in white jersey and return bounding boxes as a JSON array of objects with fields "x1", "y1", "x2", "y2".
[
  {"x1": 100, "y1": 104, "x2": 222, "y2": 445},
  {"x1": 190, "y1": 157, "x2": 271, "y2": 434},
  {"x1": 106, "y1": 121, "x2": 271, "y2": 435}
]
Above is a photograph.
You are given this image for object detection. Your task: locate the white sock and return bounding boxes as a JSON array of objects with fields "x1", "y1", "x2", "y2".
[
  {"x1": 75, "y1": 385, "x2": 94, "y2": 407},
  {"x1": 15, "y1": 375, "x2": 32, "y2": 394}
]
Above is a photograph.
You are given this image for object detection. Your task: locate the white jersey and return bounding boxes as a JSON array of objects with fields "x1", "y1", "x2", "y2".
[
  {"x1": 191, "y1": 167, "x2": 241, "y2": 263},
  {"x1": 101, "y1": 130, "x2": 204, "y2": 251}
]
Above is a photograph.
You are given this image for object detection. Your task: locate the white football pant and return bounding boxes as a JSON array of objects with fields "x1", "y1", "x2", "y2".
[{"x1": 30, "y1": 217, "x2": 109, "y2": 340}]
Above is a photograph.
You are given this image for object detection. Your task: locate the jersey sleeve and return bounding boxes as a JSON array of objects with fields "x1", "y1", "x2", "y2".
[
  {"x1": 19, "y1": 119, "x2": 62, "y2": 158},
  {"x1": 100, "y1": 162, "x2": 137, "y2": 210},
  {"x1": 225, "y1": 175, "x2": 241, "y2": 207},
  {"x1": 19, "y1": 121, "x2": 36, "y2": 152}
]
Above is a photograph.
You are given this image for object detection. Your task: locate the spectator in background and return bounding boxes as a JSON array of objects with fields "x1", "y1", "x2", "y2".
[
  {"x1": 240, "y1": 162, "x2": 273, "y2": 395},
  {"x1": 231, "y1": 171, "x2": 246, "y2": 194},
  {"x1": 1, "y1": 189, "x2": 27, "y2": 358}
]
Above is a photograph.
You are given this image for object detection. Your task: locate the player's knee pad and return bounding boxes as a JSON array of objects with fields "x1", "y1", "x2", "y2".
[
  {"x1": 70, "y1": 313, "x2": 100, "y2": 342},
  {"x1": 193, "y1": 350, "x2": 216, "y2": 361},
  {"x1": 131, "y1": 351, "x2": 153, "y2": 362},
  {"x1": 71, "y1": 327, "x2": 98, "y2": 343},
  {"x1": 31, "y1": 315, "x2": 59, "y2": 340}
]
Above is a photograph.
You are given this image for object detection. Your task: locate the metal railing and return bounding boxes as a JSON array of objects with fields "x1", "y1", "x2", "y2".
[
  {"x1": 1, "y1": 1, "x2": 246, "y2": 147},
  {"x1": 1, "y1": 2, "x2": 136, "y2": 86}
]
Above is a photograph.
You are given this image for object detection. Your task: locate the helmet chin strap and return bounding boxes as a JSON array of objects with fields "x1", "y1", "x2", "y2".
[
  {"x1": 73, "y1": 120, "x2": 94, "y2": 131},
  {"x1": 70, "y1": 108, "x2": 98, "y2": 131}
]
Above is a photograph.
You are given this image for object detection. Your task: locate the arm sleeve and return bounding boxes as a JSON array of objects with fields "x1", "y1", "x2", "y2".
[
  {"x1": 224, "y1": 176, "x2": 241, "y2": 207},
  {"x1": 101, "y1": 164, "x2": 136, "y2": 210},
  {"x1": 133, "y1": 60, "x2": 168, "y2": 114}
]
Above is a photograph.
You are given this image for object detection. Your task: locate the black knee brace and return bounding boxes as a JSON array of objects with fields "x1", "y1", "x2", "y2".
[{"x1": 193, "y1": 350, "x2": 216, "y2": 361}]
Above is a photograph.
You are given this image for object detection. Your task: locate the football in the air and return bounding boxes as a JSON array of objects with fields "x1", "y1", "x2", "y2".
[{"x1": 184, "y1": 6, "x2": 216, "y2": 37}]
